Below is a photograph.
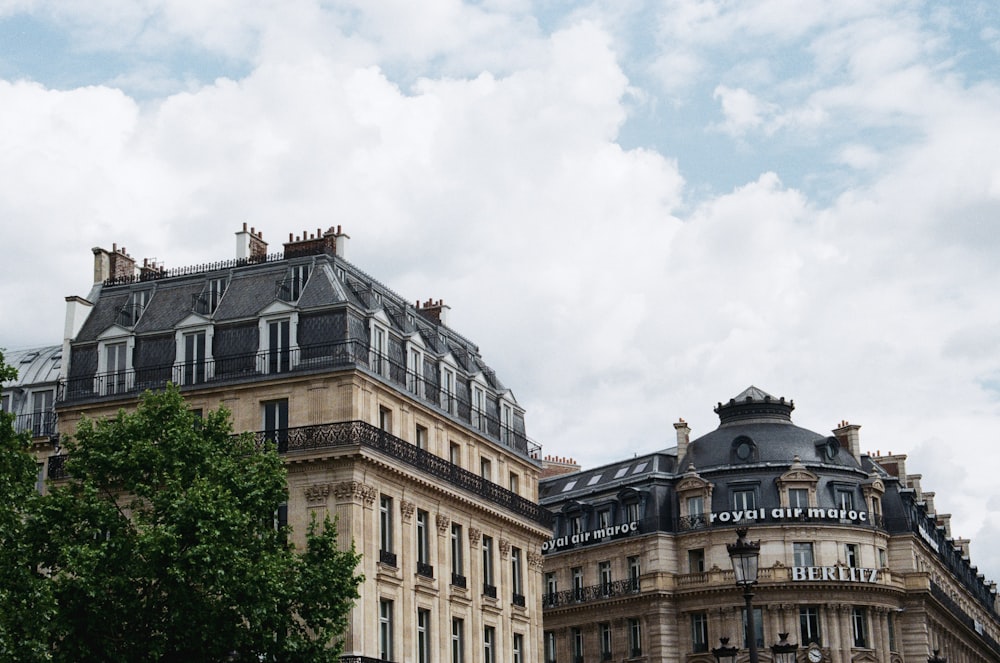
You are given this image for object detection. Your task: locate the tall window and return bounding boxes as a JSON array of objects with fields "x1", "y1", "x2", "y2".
[
  {"x1": 836, "y1": 488, "x2": 855, "y2": 510},
  {"x1": 789, "y1": 488, "x2": 809, "y2": 508},
  {"x1": 480, "y1": 457, "x2": 492, "y2": 481},
  {"x1": 379, "y1": 406, "x2": 393, "y2": 433},
  {"x1": 511, "y1": 547, "x2": 524, "y2": 602},
  {"x1": 625, "y1": 501, "x2": 640, "y2": 522},
  {"x1": 509, "y1": 472, "x2": 519, "y2": 494},
  {"x1": 628, "y1": 556, "x2": 641, "y2": 590},
  {"x1": 105, "y1": 341, "x2": 128, "y2": 394},
  {"x1": 450, "y1": 523, "x2": 464, "y2": 584},
  {"x1": 262, "y1": 399, "x2": 288, "y2": 450},
  {"x1": 544, "y1": 631, "x2": 556, "y2": 663},
  {"x1": 500, "y1": 401, "x2": 514, "y2": 443},
  {"x1": 686, "y1": 495, "x2": 704, "y2": 517},
  {"x1": 0, "y1": 393, "x2": 10, "y2": 412},
  {"x1": 416, "y1": 509, "x2": 431, "y2": 577},
  {"x1": 600, "y1": 622, "x2": 612, "y2": 660},
  {"x1": 845, "y1": 543, "x2": 859, "y2": 567},
  {"x1": 449, "y1": 442, "x2": 461, "y2": 466},
  {"x1": 571, "y1": 567, "x2": 583, "y2": 601},
  {"x1": 688, "y1": 548, "x2": 705, "y2": 573},
  {"x1": 31, "y1": 389, "x2": 53, "y2": 437},
  {"x1": 130, "y1": 290, "x2": 149, "y2": 324},
  {"x1": 793, "y1": 542, "x2": 814, "y2": 567},
  {"x1": 472, "y1": 384, "x2": 487, "y2": 431},
  {"x1": 878, "y1": 547, "x2": 887, "y2": 568},
  {"x1": 483, "y1": 626, "x2": 495, "y2": 663},
  {"x1": 440, "y1": 365, "x2": 456, "y2": 413},
  {"x1": 407, "y1": 347, "x2": 424, "y2": 395},
  {"x1": 380, "y1": 495, "x2": 395, "y2": 564},
  {"x1": 599, "y1": 560, "x2": 612, "y2": 594},
  {"x1": 379, "y1": 599, "x2": 394, "y2": 661},
  {"x1": 513, "y1": 633, "x2": 524, "y2": 663},
  {"x1": 370, "y1": 324, "x2": 387, "y2": 377},
  {"x1": 571, "y1": 627, "x2": 583, "y2": 662},
  {"x1": 289, "y1": 264, "x2": 309, "y2": 300},
  {"x1": 182, "y1": 330, "x2": 207, "y2": 385},
  {"x1": 800, "y1": 606, "x2": 821, "y2": 645},
  {"x1": 451, "y1": 618, "x2": 464, "y2": 663},
  {"x1": 691, "y1": 613, "x2": 709, "y2": 653},
  {"x1": 207, "y1": 276, "x2": 227, "y2": 312},
  {"x1": 742, "y1": 607, "x2": 764, "y2": 649},
  {"x1": 597, "y1": 508, "x2": 612, "y2": 528},
  {"x1": 415, "y1": 424, "x2": 428, "y2": 450},
  {"x1": 887, "y1": 612, "x2": 897, "y2": 651},
  {"x1": 628, "y1": 618, "x2": 642, "y2": 657},
  {"x1": 417, "y1": 608, "x2": 431, "y2": 663},
  {"x1": 732, "y1": 488, "x2": 757, "y2": 510},
  {"x1": 267, "y1": 318, "x2": 291, "y2": 373},
  {"x1": 852, "y1": 607, "x2": 869, "y2": 648},
  {"x1": 482, "y1": 535, "x2": 495, "y2": 596},
  {"x1": 544, "y1": 571, "x2": 557, "y2": 605}
]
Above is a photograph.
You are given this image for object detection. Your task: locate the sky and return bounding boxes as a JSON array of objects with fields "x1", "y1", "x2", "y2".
[{"x1": 1, "y1": 0, "x2": 1000, "y2": 585}]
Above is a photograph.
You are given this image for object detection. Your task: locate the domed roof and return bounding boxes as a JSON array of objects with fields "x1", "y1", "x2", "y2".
[{"x1": 681, "y1": 386, "x2": 861, "y2": 471}]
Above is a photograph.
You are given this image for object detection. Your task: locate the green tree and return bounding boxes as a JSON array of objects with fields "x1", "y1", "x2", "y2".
[
  {"x1": 31, "y1": 385, "x2": 362, "y2": 663},
  {"x1": 0, "y1": 351, "x2": 54, "y2": 662}
]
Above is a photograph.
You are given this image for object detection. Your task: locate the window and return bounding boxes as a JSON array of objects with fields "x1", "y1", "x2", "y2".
[
  {"x1": 836, "y1": 487, "x2": 855, "y2": 510},
  {"x1": 262, "y1": 399, "x2": 288, "y2": 450},
  {"x1": 511, "y1": 547, "x2": 524, "y2": 603},
  {"x1": 370, "y1": 324, "x2": 388, "y2": 377},
  {"x1": 732, "y1": 488, "x2": 757, "y2": 511},
  {"x1": 0, "y1": 393, "x2": 10, "y2": 412},
  {"x1": 379, "y1": 406, "x2": 392, "y2": 433},
  {"x1": 871, "y1": 495, "x2": 882, "y2": 517},
  {"x1": 691, "y1": 613, "x2": 708, "y2": 653},
  {"x1": 407, "y1": 347, "x2": 424, "y2": 395},
  {"x1": 480, "y1": 457, "x2": 492, "y2": 481},
  {"x1": 571, "y1": 627, "x2": 583, "y2": 662},
  {"x1": 852, "y1": 607, "x2": 869, "y2": 648},
  {"x1": 440, "y1": 365, "x2": 457, "y2": 413},
  {"x1": 509, "y1": 472, "x2": 519, "y2": 494},
  {"x1": 472, "y1": 384, "x2": 487, "y2": 432},
  {"x1": 266, "y1": 318, "x2": 291, "y2": 373},
  {"x1": 800, "y1": 606, "x2": 822, "y2": 645},
  {"x1": 572, "y1": 567, "x2": 583, "y2": 600},
  {"x1": 625, "y1": 501, "x2": 640, "y2": 522},
  {"x1": 482, "y1": 535, "x2": 495, "y2": 596},
  {"x1": 597, "y1": 508, "x2": 612, "y2": 528},
  {"x1": 686, "y1": 495, "x2": 704, "y2": 516},
  {"x1": 887, "y1": 612, "x2": 897, "y2": 651},
  {"x1": 688, "y1": 548, "x2": 705, "y2": 573},
  {"x1": 544, "y1": 571, "x2": 557, "y2": 605},
  {"x1": 513, "y1": 633, "x2": 524, "y2": 663},
  {"x1": 741, "y1": 607, "x2": 763, "y2": 649},
  {"x1": 31, "y1": 389, "x2": 54, "y2": 437},
  {"x1": 181, "y1": 330, "x2": 207, "y2": 385},
  {"x1": 500, "y1": 401, "x2": 514, "y2": 444},
  {"x1": 570, "y1": 515, "x2": 583, "y2": 535},
  {"x1": 599, "y1": 561, "x2": 612, "y2": 594},
  {"x1": 793, "y1": 542, "x2": 814, "y2": 567},
  {"x1": 789, "y1": 488, "x2": 809, "y2": 509},
  {"x1": 379, "y1": 599, "x2": 394, "y2": 661},
  {"x1": 484, "y1": 626, "x2": 496, "y2": 663},
  {"x1": 380, "y1": 496, "x2": 395, "y2": 561},
  {"x1": 544, "y1": 631, "x2": 556, "y2": 663},
  {"x1": 450, "y1": 523, "x2": 464, "y2": 584},
  {"x1": 449, "y1": 441, "x2": 461, "y2": 467},
  {"x1": 845, "y1": 543, "x2": 859, "y2": 568},
  {"x1": 628, "y1": 556, "x2": 641, "y2": 590},
  {"x1": 130, "y1": 290, "x2": 149, "y2": 324},
  {"x1": 451, "y1": 618, "x2": 464, "y2": 663},
  {"x1": 104, "y1": 341, "x2": 129, "y2": 394},
  {"x1": 600, "y1": 622, "x2": 612, "y2": 660},
  {"x1": 289, "y1": 263, "x2": 309, "y2": 300},
  {"x1": 207, "y1": 276, "x2": 227, "y2": 312},
  {"x1": 417, "y1": 609, "x2": 431, "y2": 663},
  {"x1": 415, "y1": 424, "x2": 428, "y2": 450},
  {"x1": 416, "y1": 509, "x2": 432, "y2": 577},
  {"x1": 628, "y1": 618, "x2": 642, "y2": 657},
  {"x1": 878, "y1": 547, "x2": 887, "y2": 568}
]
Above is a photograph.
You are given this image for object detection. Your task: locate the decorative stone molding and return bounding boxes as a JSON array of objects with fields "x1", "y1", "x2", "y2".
[
  {"x1": 499, "y1": 538, "x2": 511, "y2": 560},
  {"x1": 468, "y1": 527, "x2": 482, "y2": 544},
  {"x1": 304, "y1": 482, "x2": 331, "y2": 505},
  {"x1": 400, "y1": 499, "x2": 416, "y2": 523},
  {"x1": 528, "y1": 551, "x2": 545, "y2": 571},
  {"x1": 332, "y1": 481, "x2": 377, "y2": 507},
  {"x1": 436, "y1": 514, "x2": 451, "y2": 535}
]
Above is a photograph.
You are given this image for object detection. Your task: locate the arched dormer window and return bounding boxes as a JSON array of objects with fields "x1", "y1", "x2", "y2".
[
  {"x1": 862, "y1": 475, "x2": 886, "y2": 526},
  {"x1": 96, "y1": 325, "x2": 135, "y2": 395},
  {"x1": 776, "y1": 456, "x2": 819, "y2": 511},
  {"x1": 617, "y1": 488, "x2": 645, "y2": 526},
  {"x1": 676, "y1": 468, "x2": 713, "y2": 530},
  {"x1": 173, "y1": 313, "x2": 215, "y2": 385},
  {"x1": 257, "y1": 301, "x2": 299, "y2": 374},
  {"x1": 731, "y1": 435, "x2": 758, "y2": 464}
]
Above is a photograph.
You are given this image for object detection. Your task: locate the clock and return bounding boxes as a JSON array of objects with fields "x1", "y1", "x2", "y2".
[{"x1": 808, "y1": 648, "x2": 823, "y2": 663}]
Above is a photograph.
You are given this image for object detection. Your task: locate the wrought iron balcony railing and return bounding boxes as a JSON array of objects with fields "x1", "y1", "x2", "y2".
[
  {"x1": 416, "y1": 562, "x2": 434, "y2": 579},
  {"x1": 482, "y1": 583, "x2": 497, "y2": 599},
  {"x1": 542, "y1": 578, "x2": 639, "y2": 608},
  {"x1": 10, "y1": 411, "x2": 57, "y2": 438},
  {"x1": 379, "y1": 549, "x2": 397, "y2": 567},
  {"x1": 512, "y1": 593, "x2": 526, "y2": 608},
  {"x1": 62, "y1": 339, "x2": 540, "y2": 459},
  {"x1": 451, "y1": 573, "x2": 467, "y2": 589}
]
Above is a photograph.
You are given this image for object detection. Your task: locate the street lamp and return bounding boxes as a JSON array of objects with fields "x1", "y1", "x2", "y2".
[
  {"x1": 727, "y1": 527, "x2": 761, "y2": 663},
  {"x1": 928, "y1": 649, "x2": 947, "y2": 663},
  {"x1": 770, "y1": 633, "x2": 798, "y2": 663},
  {"x1": 711, "y1": 637, "x2": 738, "y2": 663}
]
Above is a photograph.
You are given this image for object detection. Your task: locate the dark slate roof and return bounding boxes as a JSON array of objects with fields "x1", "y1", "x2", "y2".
[
  {"x1": 540, "y1": 450, "x2": 678, "y2": 502},
  {"x1": 74, "y1": 291, "x2": 129, "y2": 342},
  {"x1": 213, "y1": 267, "x2": 287, "y2": 320},
  {"x1": 297, "y1": 264, "x2": 346, "y2": 309},
  {"x1": 134, "y1": 280, "x2": 205, "y2": 332}
]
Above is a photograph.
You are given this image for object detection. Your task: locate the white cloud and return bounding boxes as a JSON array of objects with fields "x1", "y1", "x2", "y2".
[{"x1": 711, "y1": 85, "x2": 779, "y2": 136}]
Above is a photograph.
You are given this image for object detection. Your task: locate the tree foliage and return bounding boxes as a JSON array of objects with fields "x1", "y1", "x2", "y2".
[{"x1": 25, "y1": 384, "x2": 362, "y2": 663}]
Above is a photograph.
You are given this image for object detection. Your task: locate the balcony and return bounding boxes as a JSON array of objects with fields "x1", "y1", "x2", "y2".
[
  {"x1": 482, "y1": 583, "x2": 497, "y2": 599},
  {"x1": 511, "y1": 593, "x2": 526, "y2": 608},
  {"x1": 379, "y1": 549, "x2": 397, "y2": 568},
  {"x1": 10, "y1": 412, "x2": 57, "y2": 439},
  {"x1": 451, "y1": 573, "x2": 467, "y2": 589},
  {"x1": 416, "y1": 562, "x2": 434, "y2": 579},
  {"x1": 61, "y1": 339, "x2": 540, "y2": 459},
  {"x1": 543, "y1": 578, "x2": 639, "y2": 608}
]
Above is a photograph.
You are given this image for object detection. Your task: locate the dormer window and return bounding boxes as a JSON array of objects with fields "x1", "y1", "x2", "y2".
[
  {"x1": 289, "y1": 264, "x2": 309, "y2": 300},
  {"x1": 370, "y1": 322, "x2": 389, "y2": 378},
  {"x1": 98, "y1": 338, "x2": 132, "y2": 395},
  {"x1": 208, "y1": 277, "x2": 227, "y2": 312},
  {"x1": 500, "y1": 401, "x2": 514, "y2": 444},
  {"x1": 471, "y1": 383, "x2": 487, "y2": 432},
  {"x1": 406, "y1": 344, "x2": 424, "y2": 397},
  {"x1": 440, "y1": 363, "x2": 457, "y2": 415},
  {"x1": 118, "y1": 289, "x2": 150, "y2": 326}
]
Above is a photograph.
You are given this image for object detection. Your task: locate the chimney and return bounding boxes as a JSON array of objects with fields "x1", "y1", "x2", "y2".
[
  {"x1": 416, "y1": 299, "x2": 451, "y2": 326},
  {"x1": 332, "y1": 225, "x2": 349, "y2": 258},
  {"x1": 92, "y1": 243, "x2": 136, "y2": 283},
  {"x1": 139, "y1": 257, "x2": 166, "y2": 281},
  {"x1": 833, "y1": 420, "x2": 862, "y2": 464},
  {"x1": 674, "y1": 418, "x2": 691, "y2": 462},
  {"x1": 235, "y1": 223, "x2": 268, "y2": 261},
  {"x1": 872, "y1": 451, "x2": 907, "y2": 485}
]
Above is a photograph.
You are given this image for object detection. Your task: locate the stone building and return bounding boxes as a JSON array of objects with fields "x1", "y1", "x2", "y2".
[
  {"x1": 539, "y1": 386, "x2": 999, "y2": 663},
  {"x1": 0, "y1": 344, "x2": 62, "y2": 491},
  {"x1": 48, "y1": 225, "x2": 552, "y2": 662}
]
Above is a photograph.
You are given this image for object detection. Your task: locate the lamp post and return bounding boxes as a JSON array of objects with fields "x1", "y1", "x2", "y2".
[
  {"x1": 727, "y1": 527, "x2": 761, "y2": 663},
  {"x1": 928, "y1": 649, "x2": 947, "y2": 663},
  {"x1": 770, "y1": 632, "x2": 798, "y2": 663},
  {"x1": 711, "y1": 637, "x2": 738, "y2": 663}
]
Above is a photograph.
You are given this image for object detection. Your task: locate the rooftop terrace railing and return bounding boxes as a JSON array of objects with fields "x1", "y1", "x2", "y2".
[{"x1": 542, "y1": 578, "x2": 639, "y2": 609}]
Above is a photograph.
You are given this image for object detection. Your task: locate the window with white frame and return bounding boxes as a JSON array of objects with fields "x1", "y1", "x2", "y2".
[
  {"x1": 793, "y1": 542, "x2": 814, "y2": 567},
  {"x1": 732, "y1": 487, "x2": 757, "y2": 511},
  {"x1": 509, "y1": 472, "x2": 519, "y2": 494},
  {"x1": 482, "y1": 535, "x2": 495, "y2": 594},
  {"x1": 483, "y1": 626, "x2": 495, "y2": 663},
  {"x1": 852, "y1": 607, "x2": 869, "y2": 647},
  {"x1": 207, "y1": 276, "x2": 227, "y2": 312},
  {"x1": 789, "y1": 487, "x2": 809, "y2": 509},
  {"x1": 179, "y1": 329, "x2": 209, "y2": 385},
  {"x1": 451, "y1": 618, "x2": 464, "y2": 663},
  {"x1": 600, "y1": 622, "x2": 612, "y2": 660},
  {"x1": 449, "y1": 441, "x2": 461, "y2": 466},
  {"x1": 629, "y1": 618, "x2": 642, "y2": 657},
  {"x1": 289, "y1": 263, "x2": 309, "y2": 300},
  {"x1": 130, "y1": 290, "x2": 149, "y2": 325},
  {"x1": 572, "y1": 627, "x2": 583, "y2": 662},
  {"x1": 407, "y1": 345, "x2": 424, "y2": 396},
  {"x1": 480, "y1": 457, "x2": 492, "y2": 481},
  {"x1": 380, "y1": 495, "x2": 394, "y2": 556},
  {"x1": 379, "y1": 599, "x2": 394, "y2": 661},
  {"x1": 845, "y1": 543, "x2": 859, "y2": 567},
  {"x1": 572, "y1": 567, "x2": 583, "y2": 600},
  {"x1": 691, "y1": 612, "x2": 708, "y2": 653},
  {"x1": 599, "y1": 560, "x2": 612, "y2": 594},
  {"x1": 500, "y1": 400, "x2": 514, "y2": 444},
  {"x1": 836, "y1": 487, "x2": 855, "y2": 510},
  {"x1": 262, "y1": 399, "x2": 288, "y2": 449},
  {"x1": 628, "y1": 556, "x2": 641, "y2": 590},
  {"x1": 544, "y1": 631, "x2": 556, "y2": 663},
  {"x1": 417, "y1": 608, "x2": 431, "y2": 663},
  {"x1": 416, "y1": 509, "x2": 431, "y2": 577},
  {"x1": 800, "y1": 606, "x2": 821, "y2": 645},
  {"x1": 471, "y1": 383, "x2": 487, "y2": 431},
  {"x1": 370, "y1": 322, "x2": 388, "y2": 378},
  {"x1": 440, "y1": 364, "x2": 457, "y2": 414},
  {"x1": 544, "y1": 571, "x2": 557, "y2": 597},
  {"x1": 415, "y1": 424, "x2": 428, "y2": 450},
  {"x1": 450, "y1": 523, "x2": 464, "y2": 582},
  {"x1": 511, "y1": 547, "x2": 523, "y2": 601},
  {"x1": 265, "y1": 318, "x2": 291, "y2": 373},
  {"x1": 99, "y1": 338, "x2": 131, "y2": 395},
  {"x1": 513, "y1": 633, "x2": 524, "y2": 663},
  {"x1": 31, "y1": 389, "x2": 54, "y2": 437}
]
